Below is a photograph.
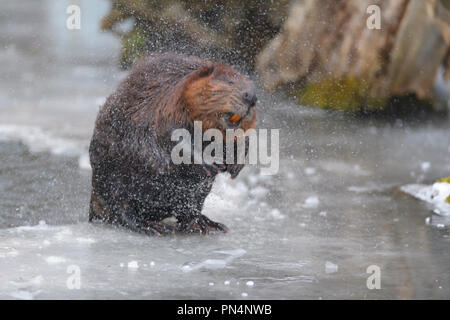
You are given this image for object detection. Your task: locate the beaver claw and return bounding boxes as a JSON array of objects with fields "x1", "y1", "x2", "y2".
[
  {"x1": 177, "y1": 215, "x2": 228, "y2": 234},
  {"x1": 133, "y1": 221, "x2": 176, "y2": 236},
  {"x1": 226, "y1": 163, "x2": 245, "y2": 179}
]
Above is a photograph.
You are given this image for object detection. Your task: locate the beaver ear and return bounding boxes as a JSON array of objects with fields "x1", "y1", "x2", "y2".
[
  {"x1": 180, "y1": 64, "x2": 215, "y2": 87},
  {"x1": 196, "y1": 64, "x2": 216, "y2": 78}
]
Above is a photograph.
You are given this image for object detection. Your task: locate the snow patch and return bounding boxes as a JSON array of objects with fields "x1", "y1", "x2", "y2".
[
  {"x1": 304, "y1": 167, "x2": 316, "y2": 175},
  {"x1": 0, "y1": 124, "x2": 84, "y2": 157},
  {"x1": 45, "y1": 256, "x2": 66, "y2": 265},
  {"x1": 269, "y1": 209, "x2": 285, "y2": 220},
  {"x1": 127, "y1": 261, "x2": 139, "y2": 269},
  {"x1": 0, "y1": 247, "x2": 19, "y2": 258},
  {"x1": 401, "y1": 182, "x2": 450, "y2": 216},
  {"x1": 302, "y1": 196, "x2": 319, "y2": 209}
]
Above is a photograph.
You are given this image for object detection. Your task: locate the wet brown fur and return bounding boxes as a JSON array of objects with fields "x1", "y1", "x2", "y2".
[{"x1": 89, "y1": 53, "x2": 257, "y2": 235}]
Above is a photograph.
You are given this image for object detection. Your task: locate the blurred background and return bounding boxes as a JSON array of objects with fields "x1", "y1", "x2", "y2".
[{"x1": 0, "y1": 0, "x2": 449, "y2": 299}]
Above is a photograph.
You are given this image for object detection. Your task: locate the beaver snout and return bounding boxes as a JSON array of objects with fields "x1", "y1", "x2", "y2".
[{"x1": 242, "y1": 91, "x2": 257, "y2": 108}]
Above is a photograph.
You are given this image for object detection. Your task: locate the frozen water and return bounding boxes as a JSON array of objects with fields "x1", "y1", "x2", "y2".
[
  {"x1": 0, "y1": 0, "x2": 449, "y2": 300},
  {"x1": 45, "y1": 256, "x2": 67, "y2": 265},
  {"x1": 128, "y1": 261, "x2": 139, "y2": 269}
]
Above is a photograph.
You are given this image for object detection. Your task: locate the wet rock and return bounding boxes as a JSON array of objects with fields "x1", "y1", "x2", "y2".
[
  {"x1": 256, "y1": 0, "x2": 450, "y2": 112},
  {"x1": 101, "y1": 0, "x2": 290, "y2": 69}
]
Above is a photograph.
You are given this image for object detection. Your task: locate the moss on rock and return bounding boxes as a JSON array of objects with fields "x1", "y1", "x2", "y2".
[
  {"x1": 296, "y1": 77, "x2": 386, "y2": 112},
  {"x1": 437, "y1": 177, "x2": 450, "y2": 184},
  {"x1": 120, "y1": 27, "x2": 148, "y2": 68},
  {"x1": 436, "y1": 177, "x2": 450, "y2": 204},
  {"x1": 293, "y1": 76, "x2": 444, "y2": 114}
]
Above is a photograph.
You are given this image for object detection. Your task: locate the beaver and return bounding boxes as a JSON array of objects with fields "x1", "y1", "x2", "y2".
[{"x1": 88, "y1": 53, "x2": 257, "y2": 235}]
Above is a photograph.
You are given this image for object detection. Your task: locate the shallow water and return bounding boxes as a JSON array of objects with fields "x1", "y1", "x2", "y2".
[{"x1": 0, "y1": 0, "x2": 449, "y2": 299}]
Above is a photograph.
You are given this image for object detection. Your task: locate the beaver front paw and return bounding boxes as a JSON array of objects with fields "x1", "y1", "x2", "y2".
[
  {"x1": 201, "y1": 162, "x2": 227, "y2": 177},
  {"x1": 226, "y1": 163, "x2": 245, "y2": 179},
  {"x1": 177, "y1": 215, "x2": 228, "y2": 234}
]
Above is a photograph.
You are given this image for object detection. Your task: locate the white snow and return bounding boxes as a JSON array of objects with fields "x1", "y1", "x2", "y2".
[
  {"x1": 45, "y1": 256, "x2": 66, "y2": 265},
  {"x1": 127, "y1": 261, "x2": 139, "y2": 269},
  {"x1": 0, "y1": 247, "x2": 19, "y2": 258},
  {"x1": 303, "y1": 196, "x2": 319, "y2": 208},
  {"x1": 181, "y1": 259, "x2": 228, "y2": 272},
  {"x1": 213, "y1": 249, "x2": 246, "y2": 261},
  {"x1": 9, "y1": 289, "x2": 40, "y2": 300},
  {"x1": 75, "y1": 237, "x2": 96, "y2": 244},
  {"x1": 325, "y1": 261, "x2": 338, "y2": 274},
  {"x1": 182, "y1": 249, "x2": 246, "y2": 272},
  {"x1": 421, "y1": 162, "x2": 431, "y2": 172},
  {"x1": 78, "y1": 153, "x2": 91, "y2": 170},
  {"x1": 0, "y1": 124, "x2": 84, "y2": 157},
  {"x1": 246, "y1": 281, "x2": 254, "y2": 287},
  {"x1": 203, "y1": 175, "x2": 249, "y2": 212},
  {"x1": 250, "y1": 186, "x2": 269, "y2": 198},
  {"x1": 401, "y1": 182, "x2": 450, "y2": 216},
  {"x1": 16, "y1": 220, "x2": 48, "y2": 232}
]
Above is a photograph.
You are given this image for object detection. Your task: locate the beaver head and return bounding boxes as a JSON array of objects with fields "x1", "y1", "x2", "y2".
[{"x1": 182, "y1": 63, "x2": 257, "y2": 135}]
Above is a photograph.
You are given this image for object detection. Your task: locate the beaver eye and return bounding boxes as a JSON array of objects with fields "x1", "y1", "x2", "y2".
[{"x1": 228, "y1": 81, "x2": 234, "y2": 86}]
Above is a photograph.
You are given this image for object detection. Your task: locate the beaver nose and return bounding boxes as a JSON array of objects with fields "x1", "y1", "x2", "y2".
[{"x1": 242, "y1": 91, "x2": 257, "y2": 107}]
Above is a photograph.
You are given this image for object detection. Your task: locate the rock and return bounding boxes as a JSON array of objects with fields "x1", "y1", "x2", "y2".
[
  {"x1": 256, "y1": 0, "x2": 450, "y2": 112},
  {"x1": 101, "y1": 0, "x2": 290, "y2": 69}
]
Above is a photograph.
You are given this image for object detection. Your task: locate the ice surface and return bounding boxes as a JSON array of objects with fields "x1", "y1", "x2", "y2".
[
  {"x1": 421, "y1": 162, "x2": 431, "y2": 172},
  {"x1": 304, "y1": 167, "x2": 316, "y2": 175},
  {"x1": 0, "y1": 124, "x2": 84, "y2": 157},
  {"x1": 0, "y1": 0, "x2": 449, "y2": 300},
  {"x1": 128, "y1": 261, "x2": 139, "y2": 269},
  {"x1": 45, "y1": 256, "x2": 67, "y2": 265}
]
